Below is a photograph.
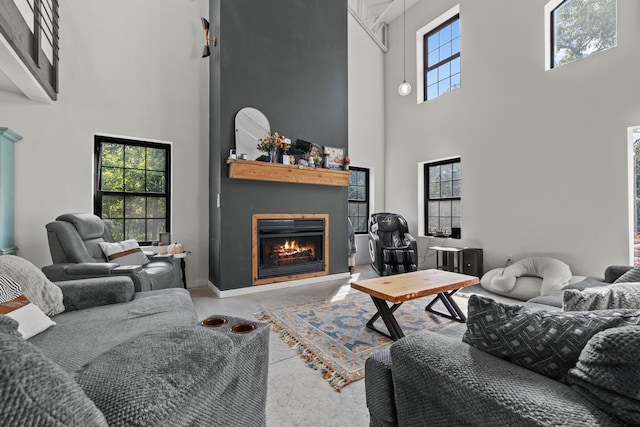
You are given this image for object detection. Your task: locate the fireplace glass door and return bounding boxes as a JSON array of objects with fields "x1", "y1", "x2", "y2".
[{"x1": 257, "y1": 219, "x2": 325, "y2": 279}]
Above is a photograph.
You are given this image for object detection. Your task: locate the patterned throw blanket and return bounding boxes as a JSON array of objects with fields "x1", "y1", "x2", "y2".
[{"x1": 563, "y1": 283, "x2": 640, "y2": 311}]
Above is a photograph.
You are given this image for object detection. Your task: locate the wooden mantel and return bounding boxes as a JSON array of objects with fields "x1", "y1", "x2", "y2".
[{"x1": 227, "y1": 159, "x2": 350, "y2": 186}]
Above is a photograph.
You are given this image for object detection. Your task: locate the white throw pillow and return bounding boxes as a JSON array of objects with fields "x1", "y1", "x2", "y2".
[
  {"x1": 0, "y1": 275, "x2": 55, "y2": 339},
  {"x1": 98, "y1": 240, "x2": 149, "y2": 266}
]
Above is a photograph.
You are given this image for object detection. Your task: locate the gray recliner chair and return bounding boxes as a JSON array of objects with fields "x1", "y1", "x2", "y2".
[{"x1": 42, "y1": 213, "x2": 182, "y2": 292}]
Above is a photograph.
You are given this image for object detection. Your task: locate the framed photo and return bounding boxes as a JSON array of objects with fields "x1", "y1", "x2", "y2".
[{"x1": 323, "y1": 146, "x2": 344, "y2": 170}]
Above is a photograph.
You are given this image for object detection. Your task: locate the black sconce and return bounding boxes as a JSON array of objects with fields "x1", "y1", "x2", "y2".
[{"x1": 201, "y1": 17, "x2": 217, "y2": 58}]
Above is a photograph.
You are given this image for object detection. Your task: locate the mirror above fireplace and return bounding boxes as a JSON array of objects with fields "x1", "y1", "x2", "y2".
[{"x1": 235, "y1": 107, "x2": 270, "y2": 161}]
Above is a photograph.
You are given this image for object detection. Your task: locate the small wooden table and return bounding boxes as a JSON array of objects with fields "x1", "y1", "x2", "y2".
[{"x1": 351, "y1": 269, "x2": 479, "y2": 341}]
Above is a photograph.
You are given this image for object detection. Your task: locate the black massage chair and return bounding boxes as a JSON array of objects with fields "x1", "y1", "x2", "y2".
[{"x1": 368, "y1": 212, "x2": 418, "y2": 276}]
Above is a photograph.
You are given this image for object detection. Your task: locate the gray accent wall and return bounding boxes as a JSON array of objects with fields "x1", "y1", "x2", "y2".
[{"x1": 209, "y1": 0, "x2": 349, "y2": 290}]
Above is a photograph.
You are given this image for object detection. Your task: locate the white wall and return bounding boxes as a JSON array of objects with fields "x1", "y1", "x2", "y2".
[
  {"x1": 348, "y1": 13, "x2": 386, "y2": 265},
  {"x1": 384, "y1": 0, "x2": 640, "y2": 276},
  {"x1": 0, "y1": 0, "x2": 210, "y2": 287}
]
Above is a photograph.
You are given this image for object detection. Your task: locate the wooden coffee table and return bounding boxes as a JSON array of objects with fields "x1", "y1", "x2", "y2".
[{"x1": 351, "y1": 269, "x2": 479, "y2": 341}]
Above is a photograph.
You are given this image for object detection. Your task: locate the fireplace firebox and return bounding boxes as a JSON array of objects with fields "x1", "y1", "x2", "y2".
[{"x1": 252, "y1": 214, "x2": 329, "y2": 285}]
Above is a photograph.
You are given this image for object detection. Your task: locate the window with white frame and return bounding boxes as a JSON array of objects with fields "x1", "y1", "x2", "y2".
[
  {"x1": 94, "y1": 135, "x2": 171, "y2": 244},
  {"x1": 424, "y1": 158, "x2": 461, "y2": 238},
  {"x1": 416, "y1": 5, "x2": 460, "y2": 104},
  {"x1": 348, "y1": 167, "x2": 370, "y2": 234},
  {"x1": 545, "y1": 0, "x2": 616, "y2": 69}
]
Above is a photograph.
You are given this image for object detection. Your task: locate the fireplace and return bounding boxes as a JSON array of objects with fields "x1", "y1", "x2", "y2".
[{"x1": 252, "y1": 214, "x2": 329, "y2": 285}]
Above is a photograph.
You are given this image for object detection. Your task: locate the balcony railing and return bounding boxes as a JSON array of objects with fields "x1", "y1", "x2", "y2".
[{"x1": 0, "y1": 0, "x2": 59, "y2": 101}]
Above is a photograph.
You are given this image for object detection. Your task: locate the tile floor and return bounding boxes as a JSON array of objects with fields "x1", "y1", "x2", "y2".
[{"x1": 189, "y1": 265, "x2": 380, "y2": 427}]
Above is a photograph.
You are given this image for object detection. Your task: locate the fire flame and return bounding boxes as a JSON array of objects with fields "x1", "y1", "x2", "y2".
[{"x1": 276, "y1": 240, "x2": 314, "y2": 257}]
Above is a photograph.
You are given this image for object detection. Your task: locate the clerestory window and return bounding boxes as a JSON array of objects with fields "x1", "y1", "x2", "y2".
[
  {"x1": 546, "y1": 0, "x2": 617, "y2": 69},
  {"x1": 416, "y1": 5, "x2": 460, "y2": 104}
]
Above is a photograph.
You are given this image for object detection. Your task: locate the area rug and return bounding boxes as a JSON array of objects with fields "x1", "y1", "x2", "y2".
[{"x1": 255, "y1": 290, "x2": 468, "y2": 392}]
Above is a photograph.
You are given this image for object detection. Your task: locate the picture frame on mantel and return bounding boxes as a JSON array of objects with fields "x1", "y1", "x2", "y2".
[{"x1": 323, "y1": 146, "x2": 344, "y2": 170}]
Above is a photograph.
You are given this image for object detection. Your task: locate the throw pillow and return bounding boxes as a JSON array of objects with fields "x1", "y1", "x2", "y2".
[
  {"x1": 613, "y1": 265, "x2": 640, "y2": 283},
  {"x1": 0, "y1": 275, "x2": 55, "y2": 339},
  {"x1": 0, "y1": 255, "x2": 64, "y2": 316},
  {"x1": 563, "y1": 283, "x2": 640, "y2": 311},
  {"x1": 565, "y1": 326, "x2": 640, "y2": 425},
  {"x1": 462, "y1": 295, "x2": 640, "y2": 381},
  {"x1": 0, "y1": 324, "x2": 108, "y2": 426},
  {"x1": 98, "y1": 240, "x2": 149, "y2": 266}
]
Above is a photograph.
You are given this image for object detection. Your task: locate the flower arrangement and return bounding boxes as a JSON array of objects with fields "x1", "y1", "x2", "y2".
[{"x1": 257, "y1": 132, "x2": 287, "y2": 153}]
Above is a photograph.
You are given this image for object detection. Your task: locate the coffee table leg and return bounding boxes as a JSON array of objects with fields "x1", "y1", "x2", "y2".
[
  {"x1": 366, "y1": 296, "x2": 405, "y2": 341},
  {"x1": 367, "y1": 301, "x2": 402, "y2": 326},
  {"x1": 425, "y1": 289, "x2": 467, "y2": 322}
]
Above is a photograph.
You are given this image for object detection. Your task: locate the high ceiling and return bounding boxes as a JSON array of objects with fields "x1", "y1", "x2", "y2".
[
  {"x1": 348, "y1": 0, "x2": 419, "y2": 51},
  {"x1": 360, "y1": 0, "x2": 419, "y2": 24},
  {"x1": 0, "y1": 1, "x2": 419, "y2": 99}
]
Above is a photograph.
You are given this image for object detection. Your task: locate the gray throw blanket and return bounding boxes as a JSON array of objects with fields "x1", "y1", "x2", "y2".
[
  {"x1": 566, "y1": 325, "x2": 640, "y2": 425},
  {"x1": 77, "y1": 326, "x2": 235, "y2": 426}
]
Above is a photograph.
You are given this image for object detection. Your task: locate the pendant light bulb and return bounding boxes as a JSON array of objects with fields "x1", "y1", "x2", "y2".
[
  {"x1": 398, "y1": 0, "x2": 411, "y2": 97},
  {"x1": 398, "y1": 81, "x2": 412, "y2": 96}
]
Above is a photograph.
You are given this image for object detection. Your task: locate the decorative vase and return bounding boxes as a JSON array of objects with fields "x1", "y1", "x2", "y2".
[{"x1": 269, "y1": 148, "x2": 277, "y2": 163}]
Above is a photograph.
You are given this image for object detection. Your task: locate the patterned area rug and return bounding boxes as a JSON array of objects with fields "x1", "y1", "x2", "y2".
[{"x1": 256, "y1": 290, "x2": 468, "y2": 392}]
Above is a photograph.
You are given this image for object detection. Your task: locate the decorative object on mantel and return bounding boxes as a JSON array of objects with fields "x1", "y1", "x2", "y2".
[
  {"x1": 235, "y1": 107, "x2": 270, "y2": 161},
  {"x1": 257, "y1": 132, "x2": 287, "y2": 163},
  {"x1": 309, "y1": 143, "x2": 323, "y2": 168},
  {"x1": 343, "y1": 156, "x2": 350, "y2": 170},
  {"x1": 323, "y1": 146, "x2": 345, "y2": 170},
  {"x1": 201, "y1": 17, "x2": 217, "y2": 58},
  {"x1": 0, "y1": 128, "x2": 22, "y2": 255}
]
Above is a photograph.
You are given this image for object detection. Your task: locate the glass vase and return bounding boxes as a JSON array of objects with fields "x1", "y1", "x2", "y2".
[{"x1": 270, "y1": 148, "x2": 277, "y2": 163}]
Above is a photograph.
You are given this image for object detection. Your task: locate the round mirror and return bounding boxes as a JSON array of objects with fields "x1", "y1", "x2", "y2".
[{"x1": 235, "y1": 107, "x2": 270, "y2": 160}]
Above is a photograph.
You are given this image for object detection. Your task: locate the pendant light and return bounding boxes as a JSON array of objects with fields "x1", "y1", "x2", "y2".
[{"x1": 398, "y1": 0, "x2": 411, "y2": 96}]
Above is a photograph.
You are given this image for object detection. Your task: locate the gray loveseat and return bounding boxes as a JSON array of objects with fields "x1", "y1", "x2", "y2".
[
  {"x1": 1, "y1": 273, "x2": 269, "y2": 426},
  {"x1": 364, "y1": 266, "x2": 636, "y2": 426}
]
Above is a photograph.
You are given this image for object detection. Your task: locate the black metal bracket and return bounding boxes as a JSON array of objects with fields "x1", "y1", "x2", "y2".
[
  {"x1": 424, "y1": 289, "x2": 466, "y2": 322},
  {"x1": 365, "y1": 297, "x2": 404, "y2": 341}
]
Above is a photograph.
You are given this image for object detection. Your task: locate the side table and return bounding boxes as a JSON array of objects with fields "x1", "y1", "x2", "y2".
[
  {"x1": 429, "y1": 246, "x2": 464, "y2": 273},
  {"x1": 174, "y1": 252, "x2": 188, "y2": 288}
]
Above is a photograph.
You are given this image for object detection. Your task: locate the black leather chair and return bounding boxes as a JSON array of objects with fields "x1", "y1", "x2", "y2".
[{"x1": 368, "y1": 213, "x2": 418, "y2": 276}]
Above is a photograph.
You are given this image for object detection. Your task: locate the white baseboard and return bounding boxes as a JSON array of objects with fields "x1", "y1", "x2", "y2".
[
  {"x1": 207, "y1": 272, "x2": 351, "y2": 298},
  {"x1": 190, "y1": 279, "x2": 210, "y2": 289}
]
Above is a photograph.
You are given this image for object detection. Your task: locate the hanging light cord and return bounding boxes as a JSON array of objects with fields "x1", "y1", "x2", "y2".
[{"x1": 402, "y1": 0, "x2": 406, "y2": 82}]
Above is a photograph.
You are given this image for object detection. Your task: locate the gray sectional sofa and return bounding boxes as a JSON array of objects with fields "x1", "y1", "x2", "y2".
[
  {"x1": 1, "y1": 273, "x2": 269, "y2": 426},
  {"x1": 365, "y1": 266, "x2": 638, "y2": 426}
]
